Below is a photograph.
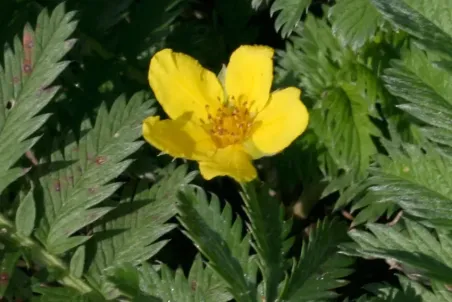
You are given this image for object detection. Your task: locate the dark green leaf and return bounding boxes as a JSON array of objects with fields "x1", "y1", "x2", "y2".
[
  {"x1": 0, "y1": 249, "x2": 21, "y2": 297},
  {"x1": 15, "y1": 189, "x2": 36, "y2": 236},
  {"x1": 270, "y1": 0, "x2": 312, "y2": 38},
  {"x1": 280, "y1": 218, "x2": 352, "y2": 301},
  {"x1": 177, "y1": 187, "x2": 257, "y2": 302},
  {"x1": 370, "y1": 0, "x2": 452, "y2": 57},
  {"x1": 240, "y1": 182, "x2": 286, "y2": 302},
  {"x1": 86, "y1": 165, "x2": 194, "y2": 300},
  {"x1": 329, "y1": 0, "x2": 383, "y2": 51},
  {"x1": 0, "y1": 3, "x2": 77, "y2": 193},
  {"x1": 34, "y1": 92, "x2": 154, "y2": 255},
  {"x1": 70, "y1": 245, "x2": 86, "y2": 278}
]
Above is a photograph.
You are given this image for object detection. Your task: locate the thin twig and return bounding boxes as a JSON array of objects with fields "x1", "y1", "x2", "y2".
[
  {"x1": 387, "y1": 210, "x2": 403, "y2": 226},
  {"x1": 341, "y1": 210, "x2": 354, "y2": 221}
]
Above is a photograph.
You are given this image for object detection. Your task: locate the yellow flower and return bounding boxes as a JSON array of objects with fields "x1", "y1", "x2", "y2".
[{"x1": 142, "y1": 45, "x2": 309, "y2": 183}]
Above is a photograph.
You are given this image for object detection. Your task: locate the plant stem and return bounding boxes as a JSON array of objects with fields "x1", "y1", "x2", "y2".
[{"x1": 0, "y1": 213, "x2": 93, "y2": 294}]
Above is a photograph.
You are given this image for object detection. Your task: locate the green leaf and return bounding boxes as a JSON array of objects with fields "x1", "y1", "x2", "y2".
[
  {"x1": 0, "y1": 3, "x2": 77, "y2": 194},
  {"x1": 362, "y1": 275, "x2": 428, "y2": 301},
  {"x1": 370, "y1": 0, "x2": 452, "y2": 57},
  {"x1": 70, "y1": 245, "x2": 86, "y2": 278},
  {"x1": 278, "y1": 12, "x2": 381, "y2": 180},
  {"x1": 50, "y1": 236, "x2": 92, "y2": 256},
  {"x1": 135, "y1": 256, "x2": 231, "y2": 302},
  {"x1": 0, "y1": 249, "x2": 21, "y2": 297},
  {"x1": 278, "y1": 11, "x2": 352, "y2": 99},
  {"x1": 15, "y1": 189, "x2": 36, "y2": 236},
  {"x1": 85, "y1": 164, "x2": 195, "y2": 300},
  {"x1": 187, "y1": 254, "x2": 233, "y2": 302},
  {"x1": 270, "y1": 0, "x2": 312, "y2": 38},
  {"x1": 346, "y1": 219, "x2": 452, "y2": 284},
  {"x1": 329, "y1": 0, "x2": 383, "y2": 51},
  {"x1": 240, "y1": 182, "x2": 287, "y2": 302},
  {"x1": 105, "y1": 263, "x2": 143, "y2": 300},
  {"x1": 33, "y1": 286, "x2": 101, "y2": 302},
  {"x1": 0, "y1": 168, "x2": 26, "y2": 195},
  {"x1": 177, "y1": 187, "x2": 258, "y2": 302},
  {"x1": 383, "y1": 45, "x2": 452, "y2": 147},
  {"x1": 138, "y1": 263, "x2": 196, "y2": 302},
  {"x1": 34, "y1": 92, "x2": 154, "y2": 255},
  {"x1": 251, "y1": 0, "x2": 272, "y2": 10},
  {"x1": 280, "y1": 218, "x2": 352, "y2": 301},
  {"x1": 357, "y1": 140, "x2": 452, "y2": 225},
  {"x1": 311, "y1": 81, "x2": 380, "y2": 176}
]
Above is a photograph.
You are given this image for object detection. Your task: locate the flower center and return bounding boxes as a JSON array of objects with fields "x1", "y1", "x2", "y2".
[{"x1": 203, "y1": 99, "x2": 254, "y2": 148}]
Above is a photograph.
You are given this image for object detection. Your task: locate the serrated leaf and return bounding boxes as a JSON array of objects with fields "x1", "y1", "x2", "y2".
[
  {"x1": 114, "y1": 258, "x2": 230, "y2": 302},
  {"x1": 346, "y1": 219, "x2": 452, "y2": 284},
  {"x1": 33, "y1": 286, "x2": 101, "y2": 302},
  {"x1": 49, "y1": 236, "x2": 91, "y2": 256},
  {"x1": 85, "y1": 164, "x2": 194, "y2": 300},
  {"x1": 362, "y1": 275, "x2": 425, "y2": 301},
  {"x1": 177, "y1": 187, "x2": 257, "y2": 302},
  {"x1": 106, "y1": 263, "x2": 141, "y2": 298},
  {"x1": 15, "y1": 189, "x2": 36, "y2": 236},
  {"x1": 0, "y1": 3, "x2": 77, "y2": 194},
  {"x1": 240, "y1": 182, "x2": 286, "y2": 302},
  {"x1": 280, "y1": 218, "x2": 352, "y2": 301},
  {"x1": 70, "y1": 245, "x2": 86, "y2": 278},
  {"x1": 34, "y1": 92, "x2": 154, "y2": 254},
  {"x1": 329, "y1": 0, "x2": 383, "y2": 51},
  {"x1": 278, "y1": 12, "x2": 350, "y2": 99},
  {"x1": 270, "y1": 0, "x2": 312, "y2": 38},
  {"x1": 383, "y1": 45, "x2": 452, "y2": 147},
  {"x1": 137, "y1": 263, "x2": 201, "y2": 302},
  {"x1": 370, "y1": 0, "x2": 452, "y2": 57},
  {"x1": 358, "y1": 139, "x2": 452, "y2": 225},
  {"x1": 311, "y1": 80, "x2": 380, "y2": 176},
  {"x1": 187, "y1": 254, "x2": 232, "y2": 302}
]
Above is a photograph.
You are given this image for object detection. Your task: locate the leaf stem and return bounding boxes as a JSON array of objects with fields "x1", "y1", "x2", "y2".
[{"x1": 0, "y1": 213, "x2": 93, "y2": 294}]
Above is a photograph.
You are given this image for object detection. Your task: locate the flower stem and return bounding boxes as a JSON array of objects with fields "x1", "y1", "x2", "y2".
[{"x1": 0, "y1": 213, "x2": 93, "y2": 294}]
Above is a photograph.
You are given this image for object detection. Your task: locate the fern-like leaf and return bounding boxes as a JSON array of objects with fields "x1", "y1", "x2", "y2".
[
  {"x1": 280, "y1": 218, "x2": 353, "y2": 301},
  {"x1": 344, "y1": 218, "x2": 452, "y2": 284},
  {"x1": 177, "y1": 187, "x2": 258, "y2": 302},
  {"x1": 33, "y1": 92, "x2": 153, "y2": 255},
  {"x1": 280, "y1": 12, "x2": 350, "y2": 99},
  {"x1": 383, "y1": 45, "x2": 452, "y2": 147},
  {"x1": 270, "y1": 0, "x2": 312, "y2": 38},
  {"x1": 0, "y1": 3, "x2": 77, "y2": 194},
  {"x1": 112, "y1": 254, "x2": 232, "y2": 301},
  {"x1": 240, "y1": 182, "x2": 291, "y2": 302},
  {"x1": 85, "y1": 164, "x2": 195, "y2": 300},
  {"x1": 361, "y1": 274, "x2": 451, "y2": 301},
  {"x1": 336, "y1": 137, "x2": 452, "y2": 227},
  {"x1": 370, "y1": 0, "x2": 452, "y2": 57},
  {"x1": 279, "y1": 13, "x2": 381, "y2": 179}
]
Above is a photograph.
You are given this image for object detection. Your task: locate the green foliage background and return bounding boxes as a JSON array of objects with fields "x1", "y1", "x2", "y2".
[{"x1": 1, "y1": 0, "x2": 452, "y2": 301}]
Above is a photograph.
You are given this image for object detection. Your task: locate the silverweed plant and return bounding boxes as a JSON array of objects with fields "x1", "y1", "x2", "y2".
[{"x1": 0, "y1": 0, "x2": 452, "y2": 301}]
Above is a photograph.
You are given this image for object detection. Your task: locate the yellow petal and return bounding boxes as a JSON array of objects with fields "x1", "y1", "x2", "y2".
[
  {"x1": 244, "y1": 87, "x2": 309, "y2": 159},
  {"x1": 142, "y1": 113, "x2": 215, "y2": 160},
  {"x1": 225, "y1": 45, "x2": 274, "y2": 113},
  {"x1": 198, "y1": 145, "x2": 257, "y2": 182},
  {"x1": 148, "y1": 49, "x2": 223, "y2": 121}
]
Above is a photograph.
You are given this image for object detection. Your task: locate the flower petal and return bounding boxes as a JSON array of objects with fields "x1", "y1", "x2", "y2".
[
  {"x1": 225, "y1": 45, "x2": 274, "y2": 113},
  {"x1": 148, "y1": 49, "x2": 223, "y2": 121},
  {"x1": 198, "y1": 145, "x2": 257, "y2": 182},
  {"x1": 142, "y1": 113, "x2": 215, "y2": 160},
  {"x1": 244, "y1": 87, "x2": 309, "y2": 159}
]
